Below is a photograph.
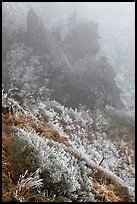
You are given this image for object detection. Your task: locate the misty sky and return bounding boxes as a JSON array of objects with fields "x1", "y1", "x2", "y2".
[
  {"x1": 3, "y1": 2, "x2": 135, "y2": 70},
  {"x1": 13, "y1": 2, "x2": 135, "y2": 47},
  {"x1": 8, "y1": 2, "x2": 135, "y2": 22}
]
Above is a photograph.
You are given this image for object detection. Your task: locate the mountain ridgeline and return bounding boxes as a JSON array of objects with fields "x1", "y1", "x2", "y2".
[{"x1": 3, "y1": 7, "x2": 123, "y2": 111}]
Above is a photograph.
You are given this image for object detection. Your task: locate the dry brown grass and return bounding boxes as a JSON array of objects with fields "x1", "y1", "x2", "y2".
[
  {"x1": 2, "y1": 126, "x2": 48, "y2": 202},
  {"x1": 92, "y1": 170, "x2": 134, "y2": 202},
  {"x1": 13, "y1": 169, "x2": 49, "y2": 202},
  {"x1": 2, "y1": 111, "x2": 72, "y2": 201},
  {"x1": 2, "y1": 126, "x2": 40, "y2": 187},
  {"x1": 2, "y1": 130, "x2": 13, "y2": 201},
  {"x1": 2, "y1": 110, "x2": 134, "y2": 202},
  {"x1": 3, "y1": 112, "x2": 42, "y2": 130},
  {"x1": 93, "y1": 180, "x2": 123, "y2": 202},
  {"x1": 17, "y1": 192, "x2": 49, "y2": 202},
  {"x1": 43, "y1": 128, "x2": 72, "y2": 147},
  {"x1": 2, "y1": 112, "x2": 72, "y2": 147}
]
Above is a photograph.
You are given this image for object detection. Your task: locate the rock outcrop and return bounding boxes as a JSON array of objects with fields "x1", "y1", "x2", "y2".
[
  {"x1": 26, "y1": 8, "x2": 65, "y2": 64},
  {"x1": 4, "y1": 7, "x2": 124, "y2": 111},
  {"x1": 48, "y1": 21, "x2": 123, "y2": 110}
]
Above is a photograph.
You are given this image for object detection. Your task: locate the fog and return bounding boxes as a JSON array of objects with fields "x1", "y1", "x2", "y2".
[
  {"x1": 40, "y1": 2, "x2": 135, "y2": 113},
  {"x1": 14, "y1": 2, "x2": 135, "y2": 24},
  {"x1": 7, "y1": 2, "x2": 135, "y2": 70},
  {"x1": 2, "y1": 2, "x2": 135, "y2": 113},
  {"x1": 2, "y1": 3, "x2": 135, "y2": 201}
]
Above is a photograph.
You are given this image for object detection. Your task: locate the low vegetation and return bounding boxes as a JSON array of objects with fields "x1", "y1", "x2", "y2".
[{"x1": 2, "y1": 99, "x2": 135, "y2": 202}]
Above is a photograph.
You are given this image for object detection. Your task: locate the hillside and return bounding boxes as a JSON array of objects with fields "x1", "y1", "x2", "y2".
[
  {"x1": 2, "y1": 3, "x2": 135, "y2": 202},
  {"x1": 2, "y1": 97, "x2": 135, "y2": 202},
  {"x1": 2, "y1": 5, "x2": 123, "y2": 110}
]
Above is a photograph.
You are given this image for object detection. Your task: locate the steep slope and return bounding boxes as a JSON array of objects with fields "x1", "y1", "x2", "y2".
[
  {"x1": 25, "y1": 8, "x2": 64, "y2": 64},
  {"x1": 2, "y1": 97, "x2": 135, "y2": 202},
  {"x1": 3, "y1": 7, "x2": 124, "y2": 111},
  {"x1": 2, "y1": 4, "x2": 135, "y2": 202}
]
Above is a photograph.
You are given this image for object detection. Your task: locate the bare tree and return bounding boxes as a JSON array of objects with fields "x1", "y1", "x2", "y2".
[{"x1": 68, "y1": 10, "x2": 78, "y2": 27}]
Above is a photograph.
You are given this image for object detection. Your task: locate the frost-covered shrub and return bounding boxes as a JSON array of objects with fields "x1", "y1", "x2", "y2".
[
  {"x1": 4, "y1": 43, "x2": 50, "y2": 102},
  {"x1": 38, "y1": 101, "x2": 93, "y2": 134},
  {"x1": 16, "y1": 127, "x2": 93, "y2": 194},
  {"x1": 34, "y1": 100, "x2": 135, "y2": 191},
  {"x1": 2, "y1": 95, "x2": 135, "y2": 199},
  {"x1": 4, "y1": 132, "x2": 40, "y2": 183}
]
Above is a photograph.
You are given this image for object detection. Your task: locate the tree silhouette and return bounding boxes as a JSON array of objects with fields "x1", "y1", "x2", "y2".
[{"x1": 68, "y1": 10, "x2": 78, "y2": 27}]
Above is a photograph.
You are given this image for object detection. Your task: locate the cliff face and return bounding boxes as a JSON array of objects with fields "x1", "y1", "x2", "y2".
[
  {"x1": 3, "y1": 7, "x2": 123, "y2": 111},
  {"x1": 2, "y1": 4, "x2": 134, "y2": 203},
  {"x1": 25, "y1": 8, "x2": 65, "y2": 64},
  {"x1": 62, "y1": 21, "x2": 100, "y2": 63},
  {"x1": 50, "y1": 56, "x2": 123, "y2": 110},
  {"x1": 24, "y1": 8, "x2": 123, "y2": 110}
]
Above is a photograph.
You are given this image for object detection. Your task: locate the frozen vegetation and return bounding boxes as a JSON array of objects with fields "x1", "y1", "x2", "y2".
[{"x1": 2, "y1": 2, "x2": 135, "y2": 202}]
